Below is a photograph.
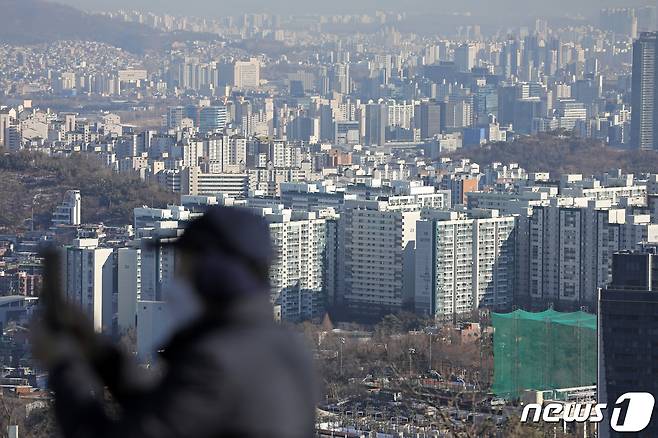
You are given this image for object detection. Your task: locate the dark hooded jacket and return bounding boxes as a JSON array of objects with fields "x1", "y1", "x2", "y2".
[{"x1": 48, "y1": 207, "x2": 318, "y2": 438}]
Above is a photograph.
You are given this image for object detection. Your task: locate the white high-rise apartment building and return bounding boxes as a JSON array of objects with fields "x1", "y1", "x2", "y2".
[
  {"x1": 182, "y1": 140, "x2": 204, "y2": 168},
  {"x1": 257, "y1": 207, "x2": 336, "y2": 322},
  {"x1": 205, "y1": 135, "x2": 247, "y2": 173},
  {"x1": 62, "y1": 239, "x2": 114, "y2": 333},
  {"x1": 387, "y1": 100, "x2": 415, "y2": 130},
  {"x1": 181, "y1": 166, "x2": 250, "y2": 197},
  {"x1": 415, "y1": 210, "x2": 516, "y2": 320},
  {"x1": 524, "y1": 198, "x2": 658, "y2": 310},
  {"x1": 269, "y1": 140, "x2": 304, "y2": 168},
  {"x1": 339, "y1": 198, "x2": 421, "y2": 316},
  {"x1": 117, "y1": 247, "x2": 142, "y2": 334},
  {"x1": 234, "y1": 58, "x2": 260, "y2": 89},
  {"x1": 0, "y1": 107, "x2": 17, "y2": 147},
  {"x1": 52, "y1": 190, "x2": 81, "y2": 226}
]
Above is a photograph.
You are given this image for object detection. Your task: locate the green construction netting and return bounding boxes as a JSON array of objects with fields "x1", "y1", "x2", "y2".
[{"x1": 492, "y1": 309, "x2": 597, "y2": 399}]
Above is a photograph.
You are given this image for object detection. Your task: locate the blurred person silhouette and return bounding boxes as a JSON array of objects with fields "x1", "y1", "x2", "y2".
[{"x1": 31, "y1": 206, "x2": 318, "y2": 438}]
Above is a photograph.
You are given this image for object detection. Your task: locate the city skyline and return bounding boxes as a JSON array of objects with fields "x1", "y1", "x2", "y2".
[
  {"x1": 55, "y1": 0, "x2": 658, "y2": 20},
  {"x1": 2, "y1": 0, "x2": 658, "y2": 435}
]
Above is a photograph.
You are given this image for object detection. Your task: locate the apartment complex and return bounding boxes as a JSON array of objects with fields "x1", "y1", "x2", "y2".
[
  {"x1": 339, "y1": 198, "x2": 420, "y2": 317},
  {"x1": 61, "y1": 239, "x2": 114, "y2": 332},
  {"x1": 415, "y1": 210, "x2": 516, "y2": 320},
  {"x1": 260, "y1": 207, "x2": 337, "y2": 322}
]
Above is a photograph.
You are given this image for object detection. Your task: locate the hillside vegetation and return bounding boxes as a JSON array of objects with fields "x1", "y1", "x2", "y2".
[
  {"x1": 451, "y1": 133, "x2": 658, "y2": 176},
  {"x1": 0, "y1": 151, "x2": 177, "y2": 233}
]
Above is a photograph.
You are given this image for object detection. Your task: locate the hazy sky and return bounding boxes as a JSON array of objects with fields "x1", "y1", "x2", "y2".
[{"x1": 57, "y1": 0, "x2": 657, "y2": 19}]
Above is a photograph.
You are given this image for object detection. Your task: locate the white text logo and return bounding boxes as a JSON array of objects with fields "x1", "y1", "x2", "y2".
[{"x1": 520, "y1": 392, "x2": 655, "y2": 432}]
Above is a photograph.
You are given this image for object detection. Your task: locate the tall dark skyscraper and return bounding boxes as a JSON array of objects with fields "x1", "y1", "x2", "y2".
[
  {"x1": 364, "y1": 103, "x2": 387, "y2": 146},
  {"x1": 417, "y1": 101, "x2": 442, "y2": 139},
  {"x1": 631, "y1": 32, "x2": 658, "y2": 150},
  {"x1": 497, "y1": 85, "x2": 518, "y2": 126},
  {"x1": 598, "y1": 248, "x2": 658, "y2": 437},
  {"x1": 318, "y1": 104, "x2": 334, "y2": 141}
]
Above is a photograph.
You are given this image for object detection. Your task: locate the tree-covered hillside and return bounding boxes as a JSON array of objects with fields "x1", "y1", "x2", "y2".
[
  {"x1": 0, "y1": 151, "x2": 176, "y2": 233},
  {"x1": 451, "y1": 133, "x2": 658, "y2": 176}
]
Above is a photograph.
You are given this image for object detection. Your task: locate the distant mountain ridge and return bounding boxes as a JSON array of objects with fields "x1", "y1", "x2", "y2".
[
  {"x1": 54, "y1": 0, "x2": 653, "y2": 21},
  {"x1": 0, "y1": 0, "x2": 218, "y2": 53}
]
